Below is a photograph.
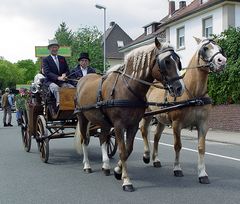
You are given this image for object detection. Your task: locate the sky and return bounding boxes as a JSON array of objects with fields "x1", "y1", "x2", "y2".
[{"x1": 0, "y1": 0, "x2": 192, "y2": 63}]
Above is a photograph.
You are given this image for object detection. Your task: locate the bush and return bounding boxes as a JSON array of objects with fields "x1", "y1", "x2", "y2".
[{"x1": 208, "y1": 27, "x2": 240, "y2": 104}]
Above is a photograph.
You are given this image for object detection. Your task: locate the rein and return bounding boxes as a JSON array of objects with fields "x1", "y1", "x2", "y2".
[
  {"x1": 180, "y1": 63, "x2": 213, "y2": 71},
  {"x1": 144, "y1": 97, "x2": 212, "y2": 117},
  {"x1": 112, "y1": 70, "x2": 166, "y2": 89}
]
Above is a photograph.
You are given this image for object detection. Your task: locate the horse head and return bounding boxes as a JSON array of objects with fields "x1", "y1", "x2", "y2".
[
  {"x1": 194, "y1": 37, "x2": 227, "y2": 73},
  {"x1": 151, "y1": 37, "x2": 184, "y2": 97}
]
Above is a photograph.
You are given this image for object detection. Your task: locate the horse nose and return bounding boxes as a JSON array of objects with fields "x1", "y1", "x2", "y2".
[{"x1": 216, "y1": 56, "x2": 226, "y2": 65}]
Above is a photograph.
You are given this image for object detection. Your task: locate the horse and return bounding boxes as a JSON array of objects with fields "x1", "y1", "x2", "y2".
[
  {"x1": 140, "y1": 37, "x2": 227, "y2": 184},
  {"x1": 74, "y1": 38, "x2": 185, "y2": 192}
]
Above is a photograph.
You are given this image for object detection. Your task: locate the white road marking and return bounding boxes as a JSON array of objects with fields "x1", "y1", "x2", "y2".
[{"x1": 135, "y1": 137, "x2": 240, "y2": 162}]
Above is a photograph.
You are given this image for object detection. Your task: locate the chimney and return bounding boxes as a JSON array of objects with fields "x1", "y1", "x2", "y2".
[
  {"x1": 169, "y1": 1, "x2": 175, "y2": 16},
  {"x1": 179, "y1": 1, "x2": 186, "y2": 9},
  {"x1": 110, "y1": 21, "x2": 115, "y2": 27}
]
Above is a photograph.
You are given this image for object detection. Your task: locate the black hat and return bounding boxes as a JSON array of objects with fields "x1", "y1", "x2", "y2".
[{"x1": 78, "y1": 52, "x2": 90, "y2": 61}]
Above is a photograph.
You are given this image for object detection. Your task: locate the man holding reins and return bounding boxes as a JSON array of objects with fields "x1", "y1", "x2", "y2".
[{"x1": 42, "y1": 39, "x2": 73, "y2": 108}]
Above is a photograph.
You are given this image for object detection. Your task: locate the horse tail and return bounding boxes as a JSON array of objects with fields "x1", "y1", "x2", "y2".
[{"x1": 74, "y1": 122, "x2": 82, "y2": 155}]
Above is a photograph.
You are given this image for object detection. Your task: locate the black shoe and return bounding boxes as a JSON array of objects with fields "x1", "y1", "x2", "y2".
[
  {"x1": 4, "y1": 123, "x2": 7, "y2": 127},
  {"x1": 7, "y1": 123, "x2": 13, "y2": 127}
]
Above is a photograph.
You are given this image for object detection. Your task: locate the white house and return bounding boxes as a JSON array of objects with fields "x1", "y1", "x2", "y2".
[{"x1": 120, "y1": 0, "x2": 240, "y2": 67}]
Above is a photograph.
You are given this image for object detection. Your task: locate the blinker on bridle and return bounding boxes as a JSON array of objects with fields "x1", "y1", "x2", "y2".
[{"x1": 156, "y1": 48, "x2": 183, "y2": 87}]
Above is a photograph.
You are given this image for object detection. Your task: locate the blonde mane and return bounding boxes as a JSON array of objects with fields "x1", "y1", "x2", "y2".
[{"x1": 124, "y1": 42, "x2": 173, "y2": 77}]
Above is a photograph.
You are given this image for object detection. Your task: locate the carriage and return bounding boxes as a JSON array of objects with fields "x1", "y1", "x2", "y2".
[
  {"x1": 19, "y1": 37, "x2": 226, "y2": 191},
  {"x1": 20, "y1": 84, "x2": 117, "y2": 163}
]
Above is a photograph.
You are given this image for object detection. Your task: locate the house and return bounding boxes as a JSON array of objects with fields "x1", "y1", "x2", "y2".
[
  {"x1": 104, "y1": 22, "x2": 133, "y2": 67},
  {"x1": 120, "y1": 0, "x2": 240, "y2": 67}
]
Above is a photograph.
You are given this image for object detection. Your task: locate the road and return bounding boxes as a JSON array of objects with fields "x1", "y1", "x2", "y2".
[{"x1": 0, "y1": 111, "x2": 239, "y2": 204}]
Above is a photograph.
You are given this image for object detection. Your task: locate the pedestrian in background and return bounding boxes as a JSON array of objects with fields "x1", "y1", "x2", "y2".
[
  {"x1": 1, "y1": 88, "x2": 13, "y2": 127},
  {"x1": 15, "y1": 88, "x2": 28, "y2": 126}
]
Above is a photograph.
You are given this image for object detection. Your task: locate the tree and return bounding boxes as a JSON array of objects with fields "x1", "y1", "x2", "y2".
[
  {"x1": 15, "y1": 59, "x2": 38, "y2": 84},
  {"x1": 208, "y1": 27, "x2": 240, "y2": 104},
  {"x1": 55, "y1": 22, "x2": 74, "y2": 46},
  {"x1": 55, "y1": 22, "x2": 104, "y2": 72},
  {"x1": 0, "y1": 59, "x2": 24, "y2": 90}
]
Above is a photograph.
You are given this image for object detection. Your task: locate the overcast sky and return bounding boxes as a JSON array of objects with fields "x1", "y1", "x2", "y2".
[{"x1": 0, "y1": 0, "x2": 192, "y2": 63}]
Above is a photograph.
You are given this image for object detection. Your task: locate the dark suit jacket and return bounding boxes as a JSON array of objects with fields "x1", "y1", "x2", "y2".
[
  {"x1": 43, "y1": 55, "x2": 70, "y2": 86},
  {"x1": 69, "y1": 65, "x2": 96, "y2": 86}
]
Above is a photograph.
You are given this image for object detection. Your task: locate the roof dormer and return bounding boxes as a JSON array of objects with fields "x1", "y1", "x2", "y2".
[{"x1": 143, "y1": 22, "x2": 160, "y2": 35}]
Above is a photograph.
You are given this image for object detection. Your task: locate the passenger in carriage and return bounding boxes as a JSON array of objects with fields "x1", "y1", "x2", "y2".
[
  {"x1": 42, "y1": 39, "x2": 73, "y2": 107},
  {"x1": 69, "y1": 52, "x2": 96, "y2": 86}
]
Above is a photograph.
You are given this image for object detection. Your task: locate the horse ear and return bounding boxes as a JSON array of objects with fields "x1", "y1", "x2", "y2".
[
  {"x1": 155, "y1": 37, "x2": 161, "y2": 49},
  {"x1": 193, "y1": 36, "x2": 202, "y2": 44}
]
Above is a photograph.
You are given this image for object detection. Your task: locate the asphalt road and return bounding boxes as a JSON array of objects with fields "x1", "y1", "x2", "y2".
[{"x1": 0, "y1": 111, "x2": 240, "y2": 204}]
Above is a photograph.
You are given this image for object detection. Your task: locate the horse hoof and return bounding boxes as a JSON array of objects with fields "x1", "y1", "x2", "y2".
[
  {"x1": 174, "y1": 170, "x2": 184, "y2": 177},
  {"x1": 102, "y1": 168, "x2": 111, "y2": 176},
  {"x1": 122, "y1": 184, "x2": 134, "y2": 192},
  {"x1": 84, "y1": 168, "x2": 92, "y2": 173},
  {"x1": 199, "y1": 176, "x2": 210, "y2": 184},
  {"x1": 153, "y1": 161, "x2": 161, "y2": 168},
  {"x1": 114, "y1": 170, "x2": 122, "y2": 180},
  {"x1": 143, "y1": 156, "x2": 150, "y2": 164}
]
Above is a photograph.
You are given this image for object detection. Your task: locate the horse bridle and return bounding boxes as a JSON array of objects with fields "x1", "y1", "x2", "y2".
[
  {"x1": 156, "y1": 47, "x2": 183, "y2": 88},
  {"x1": 198, "y1": 39, "x2": 225, "y2": 72}
]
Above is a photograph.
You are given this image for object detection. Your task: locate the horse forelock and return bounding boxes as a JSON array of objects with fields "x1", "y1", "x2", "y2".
[{"x1": 161, "y1": 42, "x2": 174, "y2": 51}]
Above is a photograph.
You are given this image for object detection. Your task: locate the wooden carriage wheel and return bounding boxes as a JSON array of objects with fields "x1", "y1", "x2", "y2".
[
  {"x1": 21, "y1": 111, "x2": 31, "y2": 152},
  {"x1": 36, "y1": 115, "x2": 49, "y2": 163},
  {"x1": 107, "y1": 129, "x2": 117, "y2": 158}
]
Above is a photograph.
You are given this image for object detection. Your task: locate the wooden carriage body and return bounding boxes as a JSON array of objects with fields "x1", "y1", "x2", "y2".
[{"x1": 21, "y1": 85, "x2": 117, "y2": 162}]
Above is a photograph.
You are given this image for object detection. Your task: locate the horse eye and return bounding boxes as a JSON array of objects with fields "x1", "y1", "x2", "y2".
[
  {"x1": 165, "y1": 59, "x2": 170, "y2": 65},
  {"x1": 203, "y1": 47, "x2": 208, "y2": 51}
]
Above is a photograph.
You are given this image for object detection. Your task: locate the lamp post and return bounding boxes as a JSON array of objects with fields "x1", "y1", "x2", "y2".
[{"x1": 95, "y1": 4, "x2": 106, "y2": 73}]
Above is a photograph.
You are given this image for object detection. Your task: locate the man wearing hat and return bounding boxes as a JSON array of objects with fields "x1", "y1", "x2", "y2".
[
  {"x1": 1, "y1": 88, "x2": 13, "y2": 127},
  {"x1": 69, "y1": 52, "x2": 96, "y2": 86},
  {"x1": 43, "y1": 39, "x2": 73, "y2": 107}
]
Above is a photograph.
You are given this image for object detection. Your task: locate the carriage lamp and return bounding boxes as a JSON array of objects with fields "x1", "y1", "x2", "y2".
[{"x1": 95, "y1": 4, "x2": 106, "y2": 73}]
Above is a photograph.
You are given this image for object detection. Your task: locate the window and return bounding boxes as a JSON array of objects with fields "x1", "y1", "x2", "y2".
[
  {"x1": 203, "y1": 17, "x2": 213, "y2": 38},
  {"x1": 117, "y1": 41, "x2": 124, "y2": 48},
  {"x1": 146, "y1": 26, "x2": 152, "y2": 35},
  {"x1": 177, "y1": 27, "x2": 185, "y2": 49}
]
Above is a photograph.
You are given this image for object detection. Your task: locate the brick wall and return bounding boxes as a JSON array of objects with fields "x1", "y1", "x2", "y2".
[{"x1": 209, "y1": 105, "x2": 240, "y2": 132}]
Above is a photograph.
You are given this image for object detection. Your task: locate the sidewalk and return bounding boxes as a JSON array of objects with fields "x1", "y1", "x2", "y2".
[{"x1": 159, "y1": 126, "x2": 240, "y2": 145}]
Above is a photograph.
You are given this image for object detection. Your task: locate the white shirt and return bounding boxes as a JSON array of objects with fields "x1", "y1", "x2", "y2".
[{"x1": 81, "y1": 67, "x2": 88, "y2": 76}]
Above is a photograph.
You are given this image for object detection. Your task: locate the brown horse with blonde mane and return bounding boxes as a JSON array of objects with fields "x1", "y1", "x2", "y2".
[
  {"x1": 140, "y1": 37, "x2": 227, "y2": 184},
  {"x1": 74, "y1": 38, "x2": 184, "y2": 191}
]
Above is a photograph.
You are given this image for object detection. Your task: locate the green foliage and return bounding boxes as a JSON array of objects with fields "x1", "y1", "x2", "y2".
[
  {"x1": 15, "y1": 59, "x2": 38, "y2": 84},
  {"x1": 55, "y1": 22, "x2": 104, "y2": 72},
  {"x1": 208, "y1": 27, "x2": 240, "y2": 104},
  {"x1": 0, "y1": 59, "x2": 25, "y2": 90}
]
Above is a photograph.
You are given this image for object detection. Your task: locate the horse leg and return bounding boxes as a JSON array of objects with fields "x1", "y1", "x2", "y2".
[
  {"x1": 152, "y1": 122, "x2": 165, "y2": 168},
  {"x1": 99, "y1": 127, "x2": 111, "y2": 176},
  {"x1": 139, "y1": 116, "x2": 152, "y2": 164},
  {"x1": 197, "y1": 124, "x2": 210, "y2": 184},
  {"x1": 114, "y1": 125, "x2": 138, "y2": 192},
  {"x1": 78, "y1": 114, "x2": 92, "y2": 173},
  {"x1": 172, "y1": 124, "x2": 184, "y2": 177}
]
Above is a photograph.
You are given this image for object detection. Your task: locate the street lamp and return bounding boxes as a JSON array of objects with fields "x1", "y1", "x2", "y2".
[{"x1": 95, "y1": 4, "x2": 106, "y2": 73}]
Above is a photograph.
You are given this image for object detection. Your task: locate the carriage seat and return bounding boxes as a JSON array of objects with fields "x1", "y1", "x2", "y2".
[{"x1": 59, "y1": 88, "x2": 76, "y2": 111}]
